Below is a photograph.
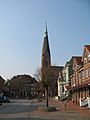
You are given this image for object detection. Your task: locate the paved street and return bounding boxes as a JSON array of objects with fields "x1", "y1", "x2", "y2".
[
  {"x1": 0, "y1": 99, "x2": 90, "y2": 120},
  {"x1": 0, "y1": 99, "x2": 45, "y2": 120}
]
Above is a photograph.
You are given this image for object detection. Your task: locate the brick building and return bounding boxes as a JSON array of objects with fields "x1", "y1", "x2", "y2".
[
  {"x1": 7, "y1": 75, "x2": 37, "y2": 99},
  {"x1": 70, "y1": 45, "x2": 90, "y2": 104},
  {"x1": 57, "y1": 45, "x2": 90, "y2": 103},
  {"x1": 0, "y1": 76, "x2": 5, "y2": 93}
]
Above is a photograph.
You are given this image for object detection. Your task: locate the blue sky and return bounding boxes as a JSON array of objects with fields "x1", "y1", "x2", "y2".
[{"x1": 0, "y1": 0, "x2": 90, "y2": 79}]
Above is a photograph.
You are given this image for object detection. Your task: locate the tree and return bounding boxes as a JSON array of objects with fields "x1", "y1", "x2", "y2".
[
  {"x1": 34, "y1": 68, "x2": 42, "y2": 81},
  {"x1": 35, "y1": 81, "x2": 43, "y2": 100},
  {"x1": 42, "y1": 70, "x2": 52, "y2": 107},
  {"x1": 34, "y1": 68, "x2": 43, "y2": 100},
  {"x1": 34, "y1": 68, "x2": 52, "y2": 107}
]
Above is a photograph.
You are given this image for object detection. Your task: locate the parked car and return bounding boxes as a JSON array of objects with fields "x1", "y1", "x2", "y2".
[
  {"x1": 0, "y1": 96, "x2": 3, "y2": 104},
  {"x1": 3, "y1": 96, "x2": 10, "y2": 103},
  {"x1": 0, "y1": 96, "x2": 10, "y2": 103}
]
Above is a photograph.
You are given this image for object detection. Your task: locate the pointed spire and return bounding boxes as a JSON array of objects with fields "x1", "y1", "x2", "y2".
[
  {"x1": 42, "y1": 23, "x2": 50, "y2": 56},
  {"x1": 44, "y1": 22, "x2": 48, "y2": 37}
]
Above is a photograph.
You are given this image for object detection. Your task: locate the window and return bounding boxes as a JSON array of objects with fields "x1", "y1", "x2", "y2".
[
  {"x1": 31, "y1": 84, "x2": 34, "y2": 87},
  {"x1": 84, "y1": 52, "x2": 88, "y2": 64},
  {"x1": 88, "y1": 68, "x2": 90, "y2": 77},
  {"x1": 80, "y1": 72, "x2": 82, "y2": 80},
  {"x1": 63, "y1": 72, "x2": 66, "y2": 81},
  {"x1": 79, "y1": 72, "x2": 82, "y2": 81},
  {"x1": 79, "y1": 72, "x2": 80, "y2": 80},
  {"x1": 71, "y1": 77, "x2": 74, "y2": 87},
  {"x1": 84, "y1": 57, "x2": 87, "y2": 64},
  {"x1": 31, "y1": 87, "x2": 33, "y2": 90},
  {"x1": 85, "y1": 69, "x2": 88, "y2": 78},
  {"x1": 73, "y1": 76, "x2": 75, "y2": 85},
  {"x1": 82, "y1": 71, "x2": 84, "y2": 79},
  {"x1": 71, "y1": 78, "x2": 73, "y2": 86},
  {"x1": 62, "y1": 86, "x2": 64, "y2": 93},
  {"x1": 88, "y1": 54, "x2": 90, "y2": 61}
]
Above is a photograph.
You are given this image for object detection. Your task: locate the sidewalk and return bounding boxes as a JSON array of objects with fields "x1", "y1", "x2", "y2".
[
  {"x1": 49, "y1": 99, "x2": 90, "y2": 116},
  {"x1": 31, "y1": 99, "x2": 90, "y2": 120}
]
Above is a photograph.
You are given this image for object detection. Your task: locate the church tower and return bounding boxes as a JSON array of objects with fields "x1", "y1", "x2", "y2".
[
  {"x1": 41, "y1": 24, "x2": 63, "y2": 97},
  {"x1": 41, "y1": 25, "x2": 51, "y2": 70}
]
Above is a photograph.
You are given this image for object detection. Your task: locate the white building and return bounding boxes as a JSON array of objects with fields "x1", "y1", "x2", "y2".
[
  {"x1": 58, "y1": 71, "x2": 65, "y2": 99},
  {"x1": 58, "y1": 62, "x2": 71, "y2": 100}
]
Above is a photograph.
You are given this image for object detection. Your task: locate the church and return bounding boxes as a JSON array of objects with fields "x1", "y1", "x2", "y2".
[{"x1": 41, "y1": 25, "x2": 63, "y2": 97}]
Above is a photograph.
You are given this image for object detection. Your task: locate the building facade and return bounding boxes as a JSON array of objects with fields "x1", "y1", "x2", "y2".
[
  {"x1": 58, "y1": 61, "x2": 71, "y2": 100},
  {"x1": 70, "y1": 45, "x2": 90, "y2": 104},
  {"x1": 0, "y1": 76, "x2": 5, "y2": 93},
  {"x1": 41, "y1": 25, "x2": 90, "y2": 102},
  {"x1": 7, "y1": 75, "x2": 37, "y2": 99},
  {"x1": 57, "y1": 45, "x2": 90, "y2": 104},
  {"x1": 58, "y1": 71, "x2": 65, "y2": 99}
]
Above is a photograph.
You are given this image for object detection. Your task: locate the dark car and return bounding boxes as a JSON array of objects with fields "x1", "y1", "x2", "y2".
[
  {"x1": 0, "y1": 96, "x2": 10, "y2": 103},
  {"x1": 0, "y1": 96, "x2": 3, "y2": 104},
  {"x1": 3, "y1": 96, "x2": 10, "y2": 103}
]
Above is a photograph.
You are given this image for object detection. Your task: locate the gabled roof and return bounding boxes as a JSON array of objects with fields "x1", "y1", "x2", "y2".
[
  {"x1": 71, "y1": 56, "x2": 82, "y2": 65},
  {"x1": 69, "y1": 56, "x2": 82, "y2": 75},
  {"x1": 82, "y1": 45, "x2": 90, "y2": 61},
  {"x1": 0, "y1": 76, "x2": 5, "y2": 82},
  {"x1": 85, "y1": 45, "x2": 90, "y2": 53},
  {"x1": 75, "y1": 56, "x2": 82, "y2": 65}
]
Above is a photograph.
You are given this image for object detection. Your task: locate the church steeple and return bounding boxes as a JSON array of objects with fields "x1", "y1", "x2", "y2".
[
  {"x1": 44, "y1": 23, "x2": 48, "y2": 37},
  {"x1": 42, "y1": 24, "x2": 50, "y2": 56},
  {"x1": 41, "y1": 24, "x2": 51, "y2": 69}
]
